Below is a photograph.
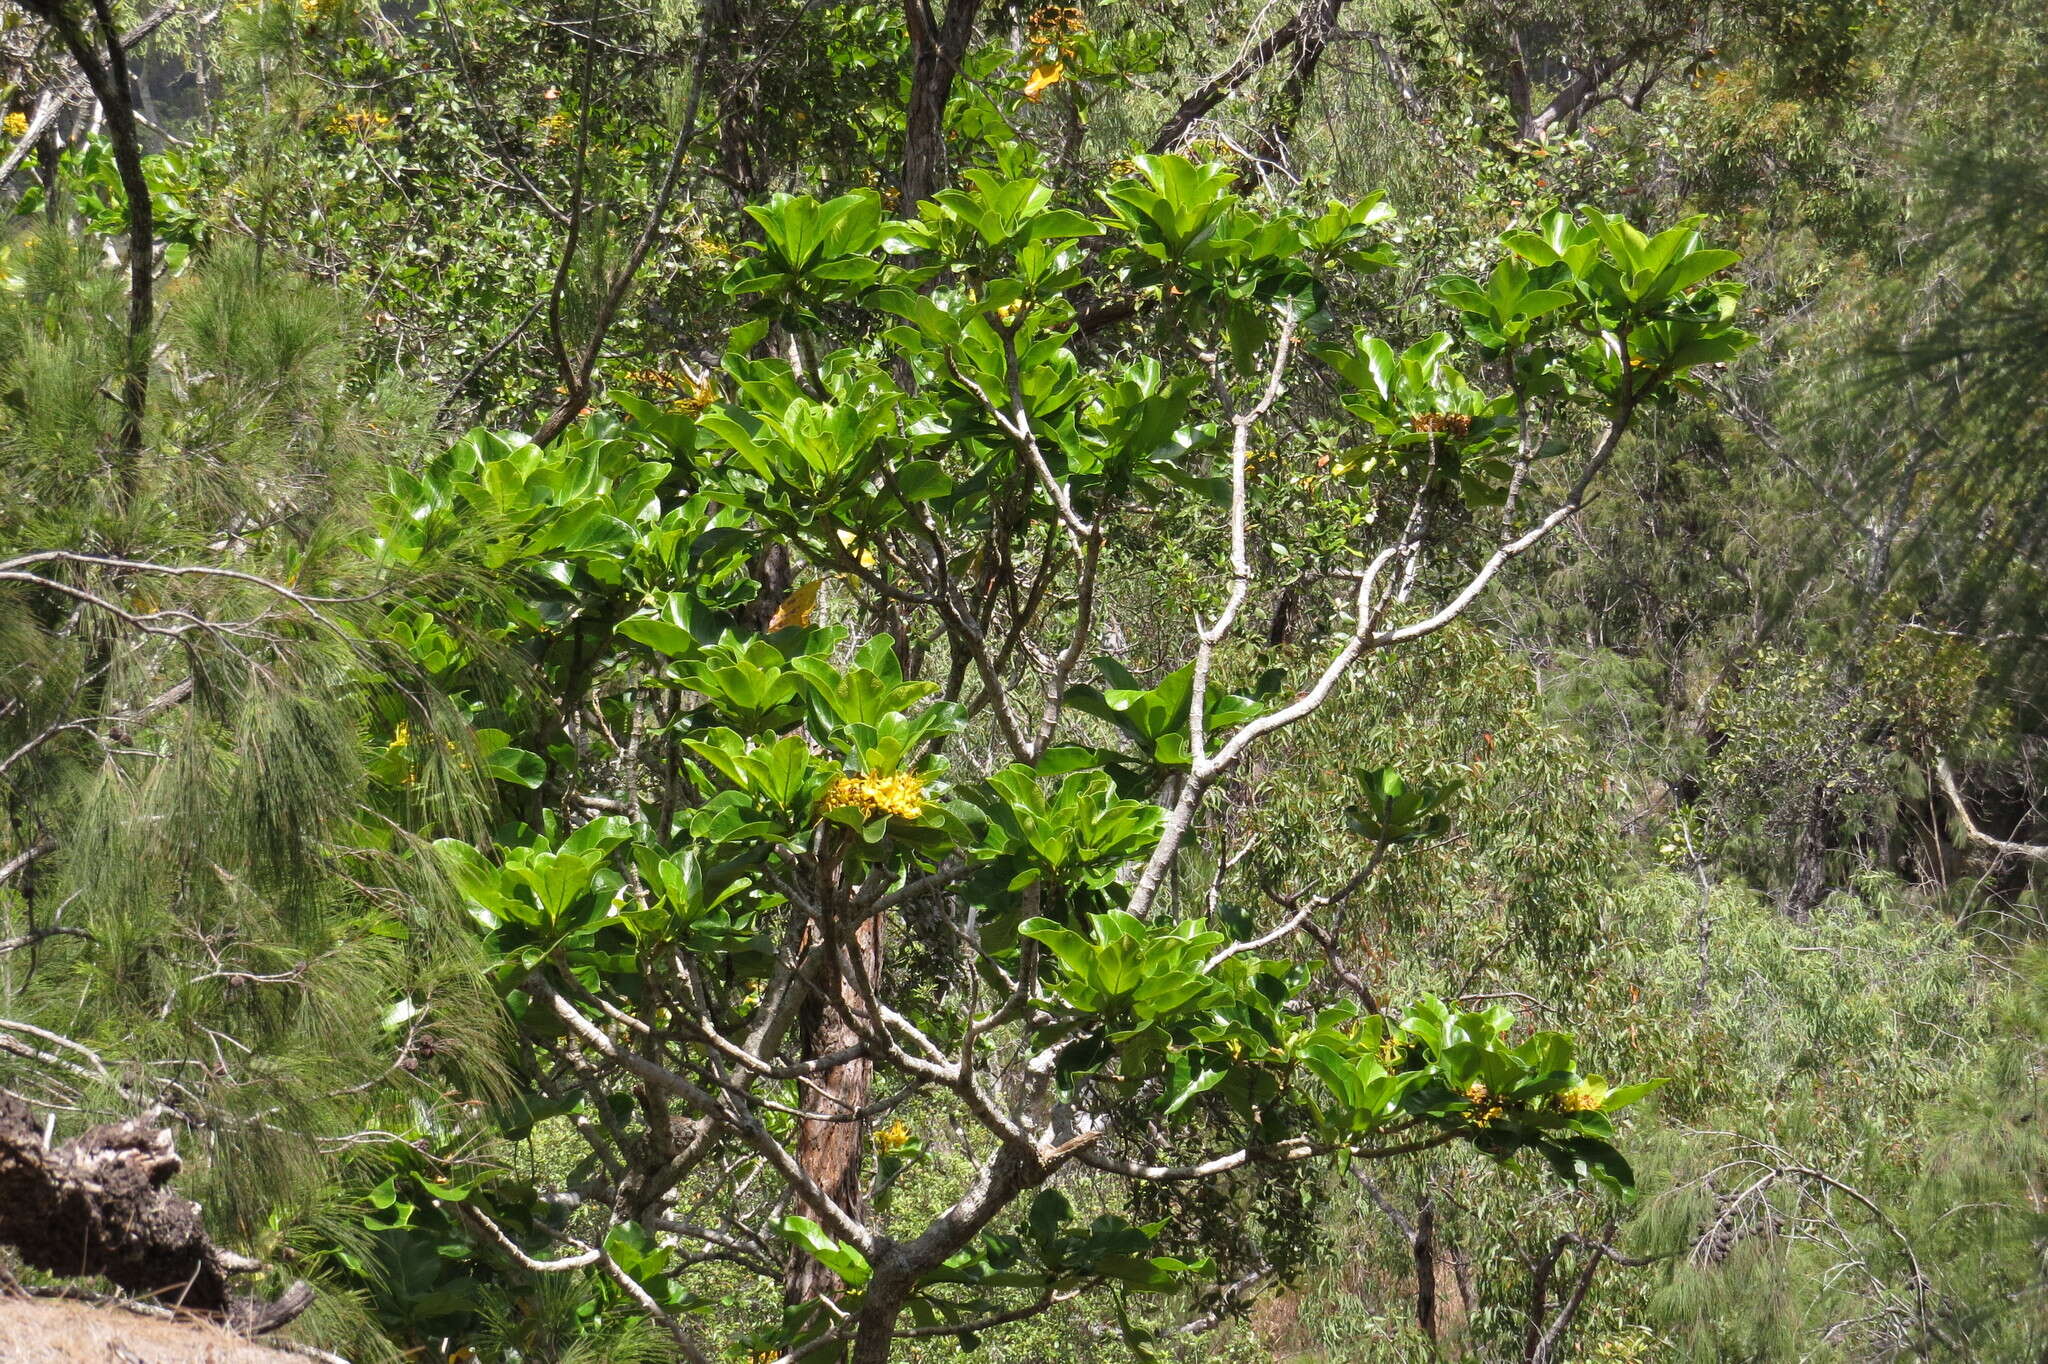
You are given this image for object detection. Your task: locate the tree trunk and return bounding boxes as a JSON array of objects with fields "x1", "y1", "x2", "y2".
[
  {"x1": 702, "y1": 0, "x2": 761, "y2": 205},
  {"x1": 1414, "y1": 1195, "x2": 1438, "y2": 1342},
  {"x1": 1785, "y1": 782, "x2": 1831, "y2": 920},
  {"x1": 23, "y1": 0, "x2": 153, "y2": 476},
  {"x1": 901, "y1": 0, "x2": 979, "y2": 206},
  {"x1": 783, "y1": 910, "x2": 882, "y2": 1311},
  {"x1": 1522, "y1": 1238, "x2": 1561, "y2": 1362},
  {"x1": 740, "y1": 541, "x2": 796, "y2": 634},
  {"x1": 847, "y1": 1266, "x2": 911, "y2": 1364}
]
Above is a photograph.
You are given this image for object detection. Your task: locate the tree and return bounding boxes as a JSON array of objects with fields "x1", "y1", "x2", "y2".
[{"x1": 377, "y1": 154, "x2": 1750, "y2": 1361}]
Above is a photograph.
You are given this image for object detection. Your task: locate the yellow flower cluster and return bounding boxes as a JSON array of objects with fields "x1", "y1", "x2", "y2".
[
  {"x1": 617, "y1": 365, "x2": 717, "y2": 414},
  {"x1": 3, "y1": 112, "x2": 29, "y2": 139},
  {"x1": 820, "y1": 770, "x2": 927, "y2": 822},
  {"x1": 873, "y1": 1119, "x2": 911, "y2": 1153},
  {"x1": 1028, "y1": 3, "x2": 1087, "y2": 42},
  {"x1": 536, "y1": 110, "x2": 572, "y2": 145},
  {"x1": 1553, "y1": 1081, "x2": 1604, "y2": 1114},
  {"x1": 1022, "y1": 4, "x2": 1086, "y2": 101},
  {"x1": 1462, "y1": 1081, "x2": 1507, "y2": 1127},
  {"x1": 328, "y1": 107, "x2": 392, "y2": 137},
  {"x1": 1410, "y1": 412, "x2": 1473, "y2": 437},
  {"x1": 1180, "y1": 137, "x2": 1239, "y2": 165}
]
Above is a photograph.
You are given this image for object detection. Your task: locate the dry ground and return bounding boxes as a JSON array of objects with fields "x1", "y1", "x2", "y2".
[{"x1": 0, "y1": 1298, "x2": 305, "y2": 1363}]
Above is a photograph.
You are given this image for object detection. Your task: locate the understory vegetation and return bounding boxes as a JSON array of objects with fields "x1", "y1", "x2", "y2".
[{"x1": 0, "y1": 1, "x2": 2044, "y2": 1361}]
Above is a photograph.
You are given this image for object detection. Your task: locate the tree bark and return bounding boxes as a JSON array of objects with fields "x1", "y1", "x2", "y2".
[
  {"x1": 1413, "y1": 1195, "x2": 1438, "y2": 1342},
  {"x1": 1785, "y1": 782, "x2": 1831, "y2": 920},
  {"x1": 1521, "y1": 1237, "x2": 1563, "y2": 1362},
  {"x1": 783, "y1": 908, "x2": 882, "y2": 1311},
  {"x1": 702, "y1": 0, "x2": 762, "y2": 205},
  {"x1": 901, "y1": 0, "x2": 979, "y2": 206},
  {"x1": 847, "y1": 1263, "x2": 912, "y2": 1364}
]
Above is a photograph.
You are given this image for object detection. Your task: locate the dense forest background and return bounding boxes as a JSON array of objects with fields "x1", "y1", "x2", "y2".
[{"x1": 0, "y1": 0, "x2": 2044, "y2": 1361}]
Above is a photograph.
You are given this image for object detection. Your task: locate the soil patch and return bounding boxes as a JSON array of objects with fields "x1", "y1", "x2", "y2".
[{"x1": 0, "y1": 1297, "x2": 307, "y2": 1363}]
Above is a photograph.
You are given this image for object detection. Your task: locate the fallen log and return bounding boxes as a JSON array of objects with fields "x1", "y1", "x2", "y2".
[{"x1": 0, "y1": 1095, "x2": 313, "y2": 1334}]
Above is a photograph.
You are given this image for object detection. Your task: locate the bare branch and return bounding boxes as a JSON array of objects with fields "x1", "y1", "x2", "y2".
[{"x1": 1934, "y1": 757, "x2": 2048, "y2": 863}]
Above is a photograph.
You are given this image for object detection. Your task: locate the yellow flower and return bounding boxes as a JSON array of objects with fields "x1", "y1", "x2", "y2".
[
  {"x1": 327, "y1": 107, "x2": 392, "y2": 137},
  {"x1": 767, "y1": 579, "x2": 824, "y2": 632},
  {"x1": 671, "y1": 367, "x2": 718, "y2": 414},
  {"x1": 620, "y1": 363, "x2": 718, "y2": 414},
  {"x1": 390, "y1": 721, "x2": 412, "y2": 749},
  {"x1": 3, "y1": 113, "x2": 28, "y2": 139},
  {"x1": 1553, "y1": 1080, "x2": 1605, "y2": 1114},
  {"x1": 1022, "y1": 60, "x2": 1067, "y2": 101},
  {"x1": 1028, "y1": 4, "x2": 1088, "y2": 47},
  {"x1": 1029, "y1": 4, "x2": 1086, "y2": 33},
  {"x1": 537, "y1": 110, "x2": 573, "y2": 145},
  {"x1": 874, "y1": 1119, "x2": 911, "y2": 1153},
  {"x1": 820, "y1": 770, "x2": 927, "y2": 823},
  {"x1": 1462, "y1": 1081, "x2": 1507, "y2": 1127},
  {"x1": 1410, "y1": 412, "x2": 1473, "y2": 437}
]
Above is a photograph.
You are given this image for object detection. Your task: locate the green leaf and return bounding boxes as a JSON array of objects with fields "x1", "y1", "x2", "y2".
[
  {"x1": 483, "y1": 744, "x2": 546, "y2": 789},
  {"x1": 774, "y1": 1216, "x2": 871, "y2": 1286},
  {"x1": 1600, "y1": 1077, "x2": 1669, "y2": 1111},
  {"x1": 892, "y1": 459, "x2": 954, "y2": 503},
  {"x1": 1028, "y1": 1189, "x2": 1070, "y2": 1248}
]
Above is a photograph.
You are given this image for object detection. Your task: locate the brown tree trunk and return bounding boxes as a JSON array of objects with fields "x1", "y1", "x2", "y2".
[
  {"x1": 1785, "y1": 783, "x2": 1831, "y2": 920},
  {"x1": 783, "y1": 910, "x2": 882, "y2": 1311},
  {"x1": 1522, "y1": 1237, "x2": 1562, "y2": 1362},
  {"x1": 740, "y1": 541, "x2": 795, "y2": 634},
  {"x1": 901, "y1": 0, "x2": 979, "y2": 206},
  {"x1": 1413, "y1": 1196, "x2": 1438, "y2": 1342},
  {"x1": 702, "y1": 0, "x2": 762, "y2": 205},
  {"x1": 847, "y1": 1264, "x2": 911, "y2": 1364}
]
